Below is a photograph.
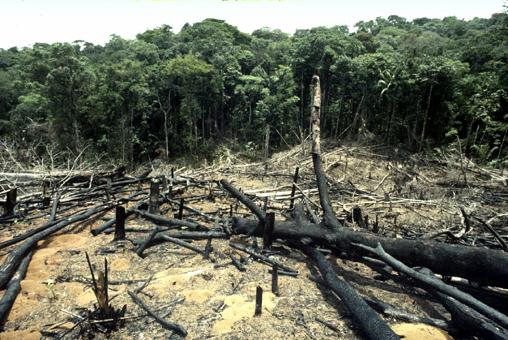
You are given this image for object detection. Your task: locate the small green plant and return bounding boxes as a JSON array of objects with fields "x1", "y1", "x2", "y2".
[{"x1": 45, "y1": 278, "x2": 57, "y2": 300}]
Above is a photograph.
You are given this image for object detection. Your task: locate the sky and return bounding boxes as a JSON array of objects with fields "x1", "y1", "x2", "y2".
[{"x1": 0, "y1": 0, "x2": 505, "y2": 49}]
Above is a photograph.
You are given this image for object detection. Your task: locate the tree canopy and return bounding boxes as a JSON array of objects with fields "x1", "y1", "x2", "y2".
[{"x1": 1, "y1": 13, "x2": 507, "y2": 166}]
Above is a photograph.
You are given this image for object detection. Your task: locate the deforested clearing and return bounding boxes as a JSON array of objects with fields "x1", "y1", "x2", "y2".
[{"x1": 0, "y1": 4, "x2": 507, "y2": 340}]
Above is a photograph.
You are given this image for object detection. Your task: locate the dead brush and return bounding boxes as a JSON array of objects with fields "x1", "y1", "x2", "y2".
[{"x1": 80, "y1": 252, "x2": 126, "y2": 336}]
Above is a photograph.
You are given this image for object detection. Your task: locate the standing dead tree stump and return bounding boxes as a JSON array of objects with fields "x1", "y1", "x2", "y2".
[
  {"x1": 263, "y1": 212, "x2": 275, "y2": 250},
  {"x1": 271, "y1": 263, "x2": 279, "y2": 296},
  {"x1": 177, "y1": 198, "x2": 184, "y2": 220},
  {"x1": 114, "y1": 206, "x2": 126, "y2": 241},
  {"x1": 42, "y1": 181, "x2": 50, "y2": 207},
  {"x1": 149, "y1": 179, "x2": 160, "y2": 214},
  {"x1": 3, "y1": 189, "x2": 17, "y2": 216},
  {"x1": 255, "y1": 286, "x2": 263, "y2": 316}
]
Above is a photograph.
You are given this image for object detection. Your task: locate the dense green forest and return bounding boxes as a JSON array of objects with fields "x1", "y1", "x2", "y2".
[{"x1": 0, "y1": 14, "x2": 507, "y2": 166}]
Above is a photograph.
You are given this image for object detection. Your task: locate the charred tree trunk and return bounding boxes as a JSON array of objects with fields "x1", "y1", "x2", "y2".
[
  {"x1": 301, "y1": 244, "x2": 399, "y2": 340},
  {"x1": 4, "y1": 189, "x2": 16, "y2": 216},
  {"x1": 0, "y1": 203, "x2": 113, "y2": 289},
  {"x1": 114, "y1": 206, "x2": 126, "y2": 241},
  {"x1": 419, "y1": 83, "x2": 433, "y2": 152},
  {"x1": 310, "y1": 76, "x2": 341, "y2": 230},
  {"x1": 0, "y1": 251, "x2": 32, "y2": 328},
  {"x1": 232, "y1": 217, "x2": 508, "y2": 289}
]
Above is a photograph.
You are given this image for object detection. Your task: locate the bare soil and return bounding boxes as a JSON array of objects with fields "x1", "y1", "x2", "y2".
[{"x1": 1, "y1": 142, "x2": 506, "y2": 339}]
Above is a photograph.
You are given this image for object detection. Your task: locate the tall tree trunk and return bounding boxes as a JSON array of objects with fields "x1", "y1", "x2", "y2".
[
  {"x1": 497, "y1": 126, "x2": 507, "y2": 159},
  {"x1": 472, "y1": 124, "x2": 480, "y2": 147},
  {"x1": 194, "y1": 112, "x2": 199, "y2": 149},
  {"x1": 164, "y1": 90, "x2": 171, "y2": 159},
  {"x1": 220, "y1": 86, "x2": 225, "y2": 137},
  {"x1": 72, "y1": 117, "x2": 80, "y2": 153},
  {"x1": 321, "y1": 87, "x2": 327, "y2": 134},
  {"x1": 333, "y1": 100, "x2": 342, "y2": 139},
  {"x1": 456, "y1": 135, "x2": 468, "y2": 186},
  {"x1": 410, "y1": 98, "x2": 421, "y2": 149},
  {"x1": 386, "y1": 102, "x2": 395, "y2": 145},
  {"x1": 121, "y1": 113, "x2": 126, "y2": 164},
  {"x1": 69, "y1": 77, "x2": 80, "y2": 152},
  {"x1": 130, "y1": 107, "x2": 134, "y2": 166},
  {"x1": 349, "y1": 92, "x2": 365, "y2": 139},
  {"x1": 300, "y1": 76, "x2": 304, "y2": 130},
  {"x1": 213, "y1": 104, "x2": 217, "y2": 137},
  {"x1": 464, "y1": 120, "x2": 474, "y2": 154},
  {"x1": 264, "y1": 125, "x2": 270, "y2": 160},
  {"x1": 248, "y1": 101, "x2": 252, "y2": 124},
  {"x1": 208, "y1": 107, "x2": 212, "y2": 139},
  {"x1": 419, "y1": 83, "x2": 433, "y2": 152},
  {"x1": 201, "y1": 106, "x2": 205, "y2": 140}
]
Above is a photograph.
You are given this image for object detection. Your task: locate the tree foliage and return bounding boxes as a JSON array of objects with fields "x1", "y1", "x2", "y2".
[{"x1": 0, "y1": 13, "x2": 506, "y2": 166}]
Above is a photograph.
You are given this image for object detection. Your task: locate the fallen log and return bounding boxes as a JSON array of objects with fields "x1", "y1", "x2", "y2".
[
  {"x1": 128, "y1": 290, "x2": 187, "y2": 337},
  {"x1": 132, "y1": 230, "x2": 228, "y2": 243},
  {"x1": 158, "y1": 235, "x2": 208, "y2": 257},
  {"x1": 230, "y1": 242, "x2": 298, "y2": 274},
  {"x1": 436, "y1": 291, "x2": 508, "y2": 339},
  {"x1": 229, "y1": 254, "x2": 246, "y2": 272},
  {"x1": 359, "y1": 258, "x2": 508, "y2": 336},
  {"x1": 444, "y1": 278, "x2": 508, "y2": 315},
  {"x1": 167, "y1": 198, "x2": 216, "y2": 222},
  {"x1": 364, "y1": 296, "x2": 449, "y2": 330},
  {"x1": 300, "y1": 244, "x2": 399, "y2": 340},
  {"x1": 0, "y1": 168, "x2": 125, "y2": 182},
  {"x1": 89, "y1": 173, "x2": 148, "y2": 188},
  {"x1": 133, "y1": 209, "x2": 207, "y2": 230},
  {"x1": 315, "y1": 317, "x2": 340, "y2": 333},
  {"x1": 0, "y1": 190, "x2": 63, "y2": 250},
  {"x1": 0, "y1": 219, "x2": 58, "y2": 250},
  {"x1": 0, "y1": 251, "x2": 32, "y2": 328},
  {"x1": 0, "y1": 202, "x2": 103, "y2": 251},
  {"x1": 0, "y1": 203, "x2": 113, "y2": 289},
  {"x1": 220, "y1": 180, "x2": 266, "y2": 224},
  {"x1": 231, "y1": 217, "x2": 508, "y2": 289},
  {"x1": 355, "y1": 242, "x2": 508, "y2": 330},
  {"x1": 308, "y1": 274, "x2": 450, "y2": 330},
  {"x1": 136, "y1": 228, "x2": 161, "y2": 258},
  {"x1": 473, "y1": 216, "x2": 508, "y2": 250}
]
